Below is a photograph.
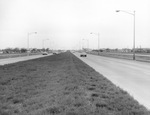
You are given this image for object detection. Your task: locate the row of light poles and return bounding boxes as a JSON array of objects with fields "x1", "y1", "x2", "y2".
[
  {"x1": 90, "y1": 10, "x2": 135, "y2": 60},
  {"x1": 27, "y1": 32, "x2": 37, "y2": 55},
  {"x1": 116, "y1": 10, "x2": 136, "y2": 60},
  {"x1": 42, "y1": 39, "x2": 49, "y2": 49},
  {"x1": 81, "y1": 33, "x2": 99, "y2": 53},
  {"x1": 90, "y1": 32, "x2": 100, "y2": 55},
  {"x1": 27, "y1": 32, "x2": 50, "y2": 55}
]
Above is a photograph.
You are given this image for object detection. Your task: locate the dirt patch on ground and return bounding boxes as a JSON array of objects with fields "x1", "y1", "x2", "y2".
[{"x1": 0, "y1": 52, "x2": 149, "y2": 115}]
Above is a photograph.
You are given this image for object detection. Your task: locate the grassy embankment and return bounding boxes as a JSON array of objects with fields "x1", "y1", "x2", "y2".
[
  {"x1": 90, "y1": 51, "x2": 150, "y2": 62},
  {"x1": 0, "y1": 52, "x2": 149, "y2": 115}
]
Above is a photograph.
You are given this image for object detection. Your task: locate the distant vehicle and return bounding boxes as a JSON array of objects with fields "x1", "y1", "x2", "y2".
[
  {"x1": 42, "y1": 52, "x2": 48, "y2": 55},
  {"x1": 53, "y1": 52, "x2": 58, "y2": 55},
  {"x1": 80, "y1": 52, "x2": 87, "y2": 57}
]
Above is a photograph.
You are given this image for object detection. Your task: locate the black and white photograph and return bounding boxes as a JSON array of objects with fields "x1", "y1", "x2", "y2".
[{"x1": 0, "y1": 0, "x2": 150, "y2": 114}]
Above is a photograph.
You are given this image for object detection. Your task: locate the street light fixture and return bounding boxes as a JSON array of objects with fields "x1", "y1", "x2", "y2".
[
  {"x1": 116, "y1": 10, "x2": 136, "y2": 60},
  {"x1": 27, "y1": 32, "x2": 37, "y2": 56},
  {"x1": 90, "y1": 32, "x2": 100, "y2": 55}
]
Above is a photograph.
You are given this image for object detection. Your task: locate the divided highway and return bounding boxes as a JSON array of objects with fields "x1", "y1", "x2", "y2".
[
  {"x1": 0, "y1": 54, "x2": 51, "y2": 65},
  {"x1": 74, "y1": 52, "x2": 150, "y2": 110}
]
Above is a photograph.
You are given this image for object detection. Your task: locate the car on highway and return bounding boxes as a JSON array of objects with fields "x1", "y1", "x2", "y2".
[
  {"x1": 80, "y1": 52, "x2": 87, "y2": 57},
  {"x1": 42, "y1": 52, "x2": 48, "y2": 55},
  {"x1": 53, "y1": 52, "x2": 58, "y2": 55}
]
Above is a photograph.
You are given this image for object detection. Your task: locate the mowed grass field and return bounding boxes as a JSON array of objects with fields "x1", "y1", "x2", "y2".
[
  {"x1": 0, "y1": 52, "x2": 149, "y2": 115},
  {"x1": 90, "y1": 51, "x2": 150, "y2": 62}
]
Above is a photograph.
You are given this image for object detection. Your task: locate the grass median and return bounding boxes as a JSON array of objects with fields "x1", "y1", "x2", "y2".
[{"x1": 0, "y1": 51, "x2": 149, "y2": 115}]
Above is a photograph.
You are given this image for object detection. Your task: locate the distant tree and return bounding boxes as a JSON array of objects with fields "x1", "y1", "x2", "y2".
[
  {"x1": 21, "y1": 48, "x2": 27, "y2": 53},
  {"x1": 4, "y1": 48, "x2": 13, "y2": 53},
  {"x1": 99, "y1": 49, "x2": 103, "y2": 52},
  {"x1": 37, "y1": 49, "x2": 41, "y2": 52},
  {"x1": 115, "y1": 48, "x2": 118, "y2": 52},
  {"x1": 106, "y1": 48, "x2": 110, "y2": 52},
  {"x1": 42, "y1": 48, "x2": 45, "y2": 52},
  {"x1": 31, "y1": 48, "x2": 37, "y2": 53},
  {"x1": 13, "y1": 48, "x2": 20, "y2": 53},
  {"x1": 146, "y1": 49, "x2": 150, "y2": 53},
  {"x1": 46, "y1": 48, "x2": 49, "y2": 52}
]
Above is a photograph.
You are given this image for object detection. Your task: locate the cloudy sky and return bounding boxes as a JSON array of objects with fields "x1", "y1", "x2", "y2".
[{"x1": 0, "y1": 0, "x2": 150, "y2": 50}]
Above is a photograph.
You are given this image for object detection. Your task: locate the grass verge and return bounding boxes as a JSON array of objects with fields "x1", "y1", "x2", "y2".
[
  {"x1": 89, "y1": 51, "x2": 150, "y2": 62},
  {"x1": 0, "y1": 51, "x2": 149, "y2": 115}
]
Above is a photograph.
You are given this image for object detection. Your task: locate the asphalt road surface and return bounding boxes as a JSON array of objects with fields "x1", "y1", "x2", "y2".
[
  {"x1": 0, "y1": 54, "x2": 51, "y2": 65},
  {"x1": 74, "y1": 52, "x2": 150, "y2": 110}
]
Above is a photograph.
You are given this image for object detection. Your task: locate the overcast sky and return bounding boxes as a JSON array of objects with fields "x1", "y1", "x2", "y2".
[{"x1": 0, "y1": 0, "x2": 150, "y2": 50}]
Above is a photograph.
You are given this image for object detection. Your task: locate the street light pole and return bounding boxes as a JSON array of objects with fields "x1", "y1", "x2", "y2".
[
  {"x1": 133, "y1": 11, "x2": 135, "y2": 60},
  {"x1": 27, "y1": 33, "x2": 29, "y2": 52},
  {"x1": 116, "y1": 10, "x2": 136, "y2": 60},
  {"x1": 90, "y1": 32, "x2": 100, "y2": 55},
  {"x1": 98, "y1": 33, "x2": 100, "y2": 52},
  {"x1": 27, "y1": 32, "x2": 37, "y2": 55}
]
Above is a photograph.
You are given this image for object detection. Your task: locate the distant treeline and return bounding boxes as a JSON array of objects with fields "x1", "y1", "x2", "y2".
[
  {"x1": 92, "y1": 48, "x2": 150, "y2": 53},
  {"x1": 0, "y1": 48, "x2": 50, "y2": 54}
]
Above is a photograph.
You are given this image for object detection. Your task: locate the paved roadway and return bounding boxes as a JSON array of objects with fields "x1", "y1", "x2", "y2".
[
  {"x1": 0, "y1": 54, "x2": 51, "y2": 65},
  {"x1": 74, "y1": 52, "x2": 150, "y2": 110}
]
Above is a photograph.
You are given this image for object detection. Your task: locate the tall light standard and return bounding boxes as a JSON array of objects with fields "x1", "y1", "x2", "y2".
[
  {"x1": 27, "y1": 32, "x2": 37, "y2": 55},
  {"x1": 90, "y1": 32, "x2": 100, "y2": 55},
  {"x1": 42, "y1": 39, "x2": 49, "y2": 49},
  {"x1": 116, "y1": 10, "x2": 136, "y2": 60}
]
